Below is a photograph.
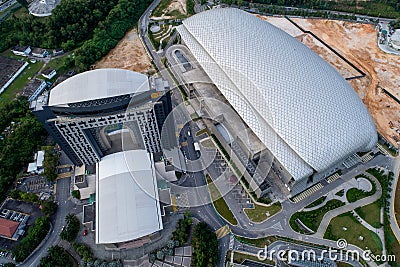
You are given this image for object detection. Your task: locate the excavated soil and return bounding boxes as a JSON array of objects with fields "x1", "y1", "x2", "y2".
[{"x1": 95, "y1": 28, "x2": 156, "y2": 75}]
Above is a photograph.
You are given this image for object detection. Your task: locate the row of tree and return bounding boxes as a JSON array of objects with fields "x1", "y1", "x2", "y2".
[
  {"x1": 72, "y1": 242, "x2": 122, "y2": 267},
  {"x1": 9, "y1": 190, "x2": 57, "y2": 216},
  {"x1": 13, "y1": 216, "x2": 50, "y2": 262},
  {"x1": 0, "y1": 0, "x2": 119, "y2": 51},
  {"x1": 42, "y1": 146, "x2": 58, "y2": 182},
  {"x1": 191, "y1": 222, "x2": 219, "y2": 267},
  {"x1": 0, "y1": 97, "x2": 46, "y2": 202},
  {"x1": 38, "y1": 246, "x2": 75, "y2": 267},
  {"x1": 60, "y1": 214, "x2": 80, "y2": 242}
]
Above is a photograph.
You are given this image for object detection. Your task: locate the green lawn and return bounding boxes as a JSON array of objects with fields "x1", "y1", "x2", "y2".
[
  {"x1": 336, "y1": 262, "x2": 354, "y2": 267},
  {"x1": 244, "y1": 202, "x2": 281, "y2": 223},
  {"x1": 355, "y1": 201, "x2": 381, "y2": 228},
  {"x1": 305, "y1": 196, "x2": 327, "y2": 209},
  {"x1": 207, "y1": 176, "x2": 238, "y2": 225},
  {"x1": 346, "y1": 177, "x2": 376, "y2": 203},
  {"x1": 0, "y1": 61, "x2": 44, "y2": 103},
  {"x1": 324, "y1": 212, "x2": 382, "y2": 256},
  {"x1": 290, "y1": 199, "x2": 345, "y2": 233},
  {"x1": 226, "y1": 250, "x2": 275, "y2": 266},
  {"x1": 44, "y1": 57, "x2": 67, "y2": 73},
  {"x1": 0, "y1": 2, "x2": 18, "y2": 17}
]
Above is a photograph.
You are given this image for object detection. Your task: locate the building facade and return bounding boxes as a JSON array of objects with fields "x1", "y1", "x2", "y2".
[{"x1": 32, "y1": 69, "x2": 172, "y2": 166}]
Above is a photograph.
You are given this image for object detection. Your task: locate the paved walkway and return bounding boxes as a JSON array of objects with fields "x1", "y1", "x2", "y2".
[
  {"x1": 351, "y1": 210, "x2": 386, "y2": 255},
  {"x1": 389, "y1": 156, "x2": 400, "y2": 243},
  {"x1": 314, "y1": 173, "x2": 382, "y2": 238}
]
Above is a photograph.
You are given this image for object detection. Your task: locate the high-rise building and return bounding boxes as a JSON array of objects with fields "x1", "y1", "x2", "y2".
[{"x1": 31, "y1": 69, "x2": 172, "y2": 166}]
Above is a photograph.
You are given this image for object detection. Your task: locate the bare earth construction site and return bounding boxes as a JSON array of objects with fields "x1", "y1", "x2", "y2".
[{"x1": 260, "y1": 16, "x2": 400, "y2": 150}]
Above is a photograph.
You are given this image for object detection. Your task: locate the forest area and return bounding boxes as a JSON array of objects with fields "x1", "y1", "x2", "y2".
[{"x1": 0, "y1": 0, "x2": 152, "y2": 70}]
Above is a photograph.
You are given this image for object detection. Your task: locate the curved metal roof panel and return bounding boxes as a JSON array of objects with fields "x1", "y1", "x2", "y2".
[
  {"x1": 49, "y1": 69, "x2": 149, "y2": 106},
  {"x1": 178, "y1": 8, "x2": 377, "y2": 179}
]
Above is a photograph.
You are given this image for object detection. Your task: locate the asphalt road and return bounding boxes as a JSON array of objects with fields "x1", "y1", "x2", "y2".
[
  {"x1": 138, "y1": 2, "x2": 400, "y2": 266},
  {"x1": 20, "y1": 177, "x2": 78, "y2": 267}
]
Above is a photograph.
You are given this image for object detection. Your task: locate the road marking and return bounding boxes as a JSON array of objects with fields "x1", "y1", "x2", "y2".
[{"x1": 215, "y1": 225, "x2": 230, "y2": 239}]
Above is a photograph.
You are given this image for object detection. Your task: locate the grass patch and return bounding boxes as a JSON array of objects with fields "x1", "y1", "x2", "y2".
[
  {"x1": 324, "y1": 212, "x2": 383, "y2": 256},
  {"x1": 226, "y1": 250, "x2": 275, "y2": 266},
  {"x1": 152, "y1": 0, "x2": 172, "y2": 17},
  {"x1": 165, "y1": 9, "x2": 186, "y2": 19},
  {"x1": 305, "y1": 196, "x2": 327, "y2": 209},
  {"x1": 383, "y1": 214, "x2": 400, "y2": 267},
  {"x1": 234, "y1": 236, "x2": 278, "y2": 248},
  {"x1": 0, "y1": 61, "x2": 44, "y2": 103},
  {"x1": 195, "y1": 128, "x2": 209, "y2": 137},
  {"x1": 335, "y1": 189, "x2": 345, "y2": 197},
  {"x1": 290, "y1": 199, "x2": 345, "y2": 233},
  {"x1": 244, "y1": 202, "x2": 281, "y2": 223},
  {"x1": 206, "y1": 175, "x2": 238, "y2": 225},
  {"x1": 354, "y1": 201, "x2": 381, "y2": 228},
  {"x1": 346, "y1": 176, "x2": 376, "y2": 203},
  {"x1": 44, "y1": 57, "x2": 69, "y2": 76}
]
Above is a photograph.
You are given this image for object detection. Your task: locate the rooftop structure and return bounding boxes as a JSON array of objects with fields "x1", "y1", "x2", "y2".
[
  {"x1": 95, "y1": 150, "x2": 163, "y2": 244},
  {"x1": 177, "y1": 8, "x2": 377, "y2": 194},
  {"x1": 48, "y1": 69, "x2": 150, "y2": 107},
  {"x1": 11, "y1": 46, "x2": 31, "y2": 56},
  {"x1": 0, "y1": 217, "x2": 19, "y2": 238},
  {"x1": 33, "y1": 69, "x2": 173, "y2": 166},
  {"x1": 29, "y1": 0, "x2": 60, "y2": 17}
]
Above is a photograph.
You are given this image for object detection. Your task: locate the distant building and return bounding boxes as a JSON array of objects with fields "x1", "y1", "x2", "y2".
[
  {"x1": 177, "y1": 8, "x2": 377, "y2": 195},
  {"x1": 31, "y1": 48, "x2": 48, "y2": 58},
  {"x1": 52, "y1": 48, "x2": 64, "y2": 56},
  {"x1": 41, "y1": 68, "x2": 56, "y2": 79},
  {"x1": 23, "y1": 79, "x2": 48, "y2": 102},
  {"x1": 11, "y1": 46, "x2": 31, "y2": 56},
  {"x1": 0, "y1": 218, "x2": 19, "y2": 239},
  {"x1": 29, "y1": 0, "x2": 61, "y2": 17},
  {"x1": 27, "y1": 150, "x2": 45, "y2": 174}
]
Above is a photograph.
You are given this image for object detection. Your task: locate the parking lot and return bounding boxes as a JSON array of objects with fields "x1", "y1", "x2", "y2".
[
  {"x1": 0, "y1": 199, "x2": 42, "y2": 251},
  {"x1": 17, "y1": 175, "x2": 53, "y2": 194}
]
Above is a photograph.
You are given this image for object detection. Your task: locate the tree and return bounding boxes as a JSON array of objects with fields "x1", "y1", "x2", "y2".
[
  {"x1": 16, "y1": 0, "x2": 28, "y2": 8},
  {"x1": 39, "y1": 246, "x2": 74, "y2": 267},
  {"x1": 60, "y1": 214, "x2": 80, "y2": 242},
  {"x1": 13, "y1": 216, "x2": 50, "y2": 262},
  {"x1": 71, "y1": 190, "x2": 80, "y2": 199},
  {"x1": 41, "y1": 200, "x2": 57, "y2": 216}
]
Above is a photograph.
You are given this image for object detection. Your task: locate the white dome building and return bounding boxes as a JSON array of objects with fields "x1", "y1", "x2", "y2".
[{"x1": 177, "y1": 8, "x2": 377, "y2": 194}]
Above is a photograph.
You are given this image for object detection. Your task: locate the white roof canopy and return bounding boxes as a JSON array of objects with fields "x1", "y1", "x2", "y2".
[
  {"x1": 96, "y1": 150, "x2": 163, "y2": 244},
  {"x1": 49, "y1": 69, "x2": 150, "y2": 106}
]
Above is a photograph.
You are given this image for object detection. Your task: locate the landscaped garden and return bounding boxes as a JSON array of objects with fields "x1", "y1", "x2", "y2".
[
  {"x1": 244, "y1": 202, "x2": 281, "y2": 223},
  {"x1": 206, "y1": 175, "x2": 238, "y2": 225},
  {"x1": 323, "y1": 212, "x2": 383, "y2": 256},
  {"x1": 290, "y1": 199, "x2": 345, "y2": 233}
]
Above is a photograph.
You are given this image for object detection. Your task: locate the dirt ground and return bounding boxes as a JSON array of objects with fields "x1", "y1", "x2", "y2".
[
  {"x1": 259, "y1": 16, "x2": 400, "y2": 149},
  {"x1": 94, "y1": 28, "x2": 156, "y2": 75},
  {"x1": 165, "y1": 0, "x2": 186, "y2": 15}
]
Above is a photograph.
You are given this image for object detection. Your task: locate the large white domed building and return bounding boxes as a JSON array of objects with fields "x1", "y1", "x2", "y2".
[{"x1": 176, "y1": 8, "x2": 377, "y2": 194}]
